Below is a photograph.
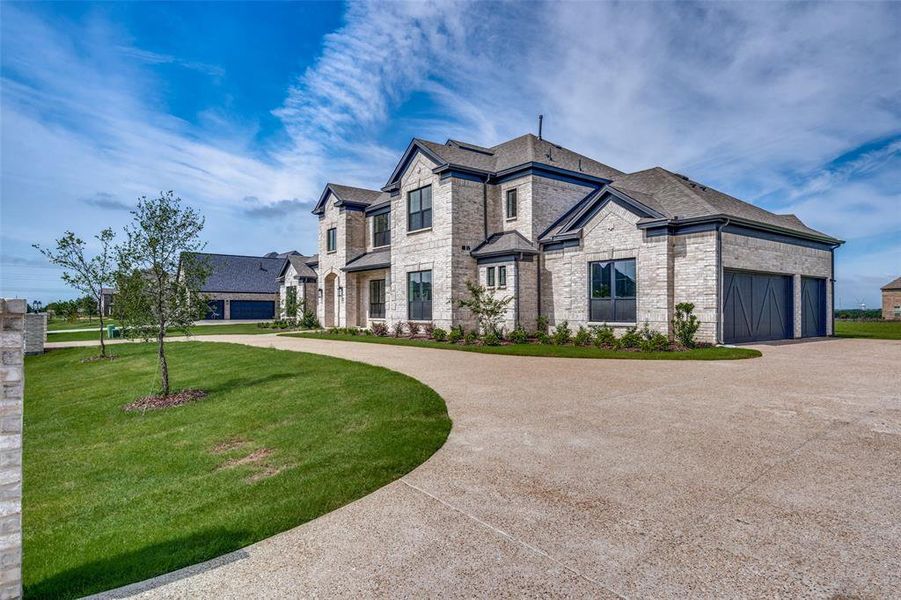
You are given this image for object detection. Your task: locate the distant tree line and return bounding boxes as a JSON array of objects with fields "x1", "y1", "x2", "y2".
[{"x1": 834, "y1": 308, "x2": 883, "y2": 320}]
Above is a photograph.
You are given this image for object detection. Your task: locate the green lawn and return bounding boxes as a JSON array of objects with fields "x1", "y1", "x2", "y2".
[
  {"x1": 47, "y1": 317, "x2": 117, "y2": 332},
  {"x1": 47, "y1": 322, "x2": 282, "y2": 342},
  {"x1": 24, "y1": 342, "x2": 450, "y2": 598},
  {"x1": 834, "y1": 320, "x2": 901, "y2": 340},
  {"x1": 283, "y1": 332, "x2": 761, "y2": 360}
]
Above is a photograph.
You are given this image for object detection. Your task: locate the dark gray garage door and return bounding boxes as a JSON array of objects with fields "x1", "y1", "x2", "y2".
[
  {"x1": 723, "y1": 270, "x2": 793, "y2": 343},
  {"x1": 801, "y1": 277, "x2": 827, "y2": 337},
  {"x1": 205, "y1": 300, "x2": 224, "y2": 320},
  {"x1": 229, "y1": 300, "x2": 275, "y2": 320}
]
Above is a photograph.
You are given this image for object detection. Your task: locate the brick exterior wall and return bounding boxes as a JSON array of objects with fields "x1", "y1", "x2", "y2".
[
  {"x1": 672, "y1": 231, "x2": 719, "y2": 342},
  {"x1": 883, "y1": 290, "x2": 901, "y2": 320},
  {"x1": 316, "y1": 190, "x2": 366, "y2": 328},
  {"x1": 477, "y1": 261, "x2": 517, "y2": 332},
  {"x1": 0, "y1": 299, "x2": 24, "y2": 600}
]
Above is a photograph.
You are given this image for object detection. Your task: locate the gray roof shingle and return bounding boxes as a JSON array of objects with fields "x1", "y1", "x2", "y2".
[
  {"x1": 882, "y1": 277, "x2": 901, "y2": 291},
  {"x1": 342, "y1": 248, "x2": 391, "y2": 273},
  {"x1": 284, "y1": 254, "x2": 317, "y2": 279},
  {"x1": 187, "y1": 252, "x2": 286, "y2": 293},
  {"x1": 471, "y1": 231, "x2": 538, "y2": 258}
]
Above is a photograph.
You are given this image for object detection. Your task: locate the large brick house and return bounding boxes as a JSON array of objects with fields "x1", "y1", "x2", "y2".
[
  {"x1": 881, "y1": 277, "x2": 901, "y2": 320},
  {"x1": 312, "y1": 134, "x2": 842, "y2": 344}
]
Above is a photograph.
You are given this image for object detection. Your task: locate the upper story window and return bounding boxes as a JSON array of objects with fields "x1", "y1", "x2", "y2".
[
  {"x1": 373, "y1": 213, "x2": 390, "y2": 247},
  {"x1": 408, "y1": 185, "x2": 432, "y2": 232},
  {"x1": 589, "y1": 259, "x2": 636, "y2": 323},
  {"x1": 505, "y1": 188, "x2": 517, "y2": 219},
  {"x1": 326, "y1": 227, "x2": 337, "y2": 252},
  {"x1": 498, "y1": 265, "x2": 507, "y2": 288},
  {"x1": 486, "y1": 266, "x2": 496, "y2": 287}
]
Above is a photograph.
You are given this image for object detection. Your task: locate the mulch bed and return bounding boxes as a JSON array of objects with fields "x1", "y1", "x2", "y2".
[{"x1": 123, "y1": 389, "x2": 207, "y2": 412}]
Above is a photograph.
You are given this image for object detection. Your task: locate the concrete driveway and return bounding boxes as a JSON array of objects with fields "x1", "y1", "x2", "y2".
[{"x1": 92, "y1": 336, "x2": 900, "y2": 599}]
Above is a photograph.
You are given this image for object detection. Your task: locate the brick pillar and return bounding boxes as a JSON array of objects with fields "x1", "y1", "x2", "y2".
[
  {"x1": 24, "y1": 314, "x2": 45, "y2": 356},
  {"x1": 0, "y1": 299, "x2": 25, "y2": 599}
]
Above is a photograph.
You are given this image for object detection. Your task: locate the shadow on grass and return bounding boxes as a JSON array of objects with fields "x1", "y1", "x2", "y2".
[{"x1": 26, "y1": 528, "x2": 251, "y2": 599}]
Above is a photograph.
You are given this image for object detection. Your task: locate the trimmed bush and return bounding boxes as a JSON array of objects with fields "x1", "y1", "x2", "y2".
[
  {"x1": 447, "y1": 326, "x2": 463, "y2": 344},
  {"x1": 536, "y1": 314, "x2": 549, "y2": 334},
  {"x1": 509, "y1": 327, "x2": 528, "y2": 344},
  {"x1": 592, "y1": 324, "x2": 616, "y2": 348},
  {"x1": 641, "y1": 331, "x2": 670, "y2": 352},
  {"x1": 537, "y1": 331, "x2": 552, "y2": 345},
  {"x1": 573, "y1": 326, "x2": 592, "y2": 347},
  {"x1": 464, "y1": 330, "x2": 479, "y2": 345},
  {"x1": 552, "y1": 321, "x2": 572, "y2": 345},
  {"x1": 483, "y1": 331, "x2": 501, "y2": 346},
  {"x1": 431, "y1": 327, "x2": 447, "y2": 342},
  {"x1": 672, "y1": 302, "x2": 701, "y2": 348},
  {"x1": 618, "y1": 326, "x2": 642, "y2": 349}
]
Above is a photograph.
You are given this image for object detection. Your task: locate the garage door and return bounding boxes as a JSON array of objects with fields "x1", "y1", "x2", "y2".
[
  {"x1": 205, "y1": 300, "x2": 224, "y2": 320},
  {"x1": 723, "y1": 270, "x2": 793, "y2": 343},
  {"x1": 801, "y1": 277, "x2": 827, "y2": 337},
  {"x1": 229, "y1": 300, "x2": 275, "y2": 320}
]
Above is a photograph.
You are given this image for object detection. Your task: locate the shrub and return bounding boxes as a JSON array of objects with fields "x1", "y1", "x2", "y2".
[
  {"x1": 672, "y1": 302, "x2": 701, "y2": 348},
  {"x1": 456, "y1": 280, "x2": 513, "y2": 336},
  {"x1": 641, "y1": 331, "x2": 670, "y2": 352},
  {"x1": 573, "y1": 326, "x2": 592, "y2": 346},
  {"x1": 392, "y1": 322, "x2": 405, "y2": 337},
  {"x1": 464, "y1": 330, "x2": 479, "y2": 345},
  {"x1": 509, "y1": 327, "x2": 528, "y2": 344},
  {"x1": 552, "y1": 320, "x2": 572, "y2": 345},
  {"x1": 536, "y1": 314, "x2": 549, "y2": 334},
  {"x1": 432, "y1": 327, "x2": 448, "y2": 341},
  {"x1": 447, "y1": 326, "x2": 463, "y2": 344},
  {"x1": 592, "y1": 324, "x2": 616, "y2": 348},
  {"x1": 483, "y1": 331, "x2": 501, "y2": 346},
  {"x1": 299, "y1": 307, "x2": 320, "y2": 329},
  {"x1": 256, "y1": 321, "x2": 269, "y2": 329},
  {"x1": 371, "y1": 322, "x2": 388, "y2": 336},
  {"x1": 618, "y1": 326, "x2": 642, "y2": 349},
  {"x1": 407, "y1": 321, "x2": 422, "y2": 337},
  {"x1": 422, "y1": 322, "x2": 435, "y2": 338},
  {"x1": 537, "y1": 331, "x2": 552, "y2": 345}
]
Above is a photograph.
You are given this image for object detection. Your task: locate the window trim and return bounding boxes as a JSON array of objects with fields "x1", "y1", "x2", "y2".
[
  {"x1": 372, "y1": 213, "x2": 391, "y2": 248},
  {"x1": 498, "y1": 265, "x2": 507, "y2": 288},
  {"x1": 369, "y1": 279, "x2": 386, "y2": 319},
  {"x1": 486, "y1": 266, "x2": 495, "y2": 288},
  {"x1": 407, "y1": 185, "x2": 433, "y2": 233},
  {"x1": 326, "y1": 227, "x2": 337, "y2": 253},
  {"x1": 505, "y1": 188, "x2": 518, "y2": 220},
  {"x1": 407, "y1": 269, "x2": 433, "y2": 321},
  {"x1": 588, "y1": 258, "x2": 637, "y2": 323}
]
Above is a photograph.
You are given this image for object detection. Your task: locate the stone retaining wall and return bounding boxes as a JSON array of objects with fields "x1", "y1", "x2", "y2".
[{"x1": 0, "y1": 299, "x2": 24, "y2": 599}]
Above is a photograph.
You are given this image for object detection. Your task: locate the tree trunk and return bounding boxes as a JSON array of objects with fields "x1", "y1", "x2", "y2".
[{"x1": 158, "y1": 330, "x2": 169, "y2": 396}]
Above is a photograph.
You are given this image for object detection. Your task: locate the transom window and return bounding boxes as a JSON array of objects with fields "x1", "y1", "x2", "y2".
[
  {"x1": 487, "y1": 266, "x2": 496, "y2": 287},
  {"x1": 505, "y1": 188, "x2": 517, "y2": 219},
  {"x1": 589, "y1": 259, "x2": 636, "y2": 322},
  {"x1": 373, "y1": 213, "x2": 390, "y2": 247},
  {"x1": 326, "y1": 227, "x2": 337, "y2": 252},
  {"x1": 408, "y1": 270, "x2": 432, "y2": 320},
  {"x1": 498, "y1": 265, "x2": 507, "y2": 288},
  {"x1": 369, "y1": 279, "x2": 386, "y2": 319},
  {"x1": 408, "y1": 185, "x2": 432, "y2": 232}
]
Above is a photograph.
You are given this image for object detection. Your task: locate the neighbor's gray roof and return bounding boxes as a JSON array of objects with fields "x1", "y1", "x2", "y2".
[
  {"x1": 305, "y1": 254, "x2": 319, "y2": 266},
  {"x1": 882, "y1": 276, "x2": 901, "y2": 291},
  {"x1": 187, "y1": 252, "x2": 285, "y2": 293},
  {"x1": 284, "y1": 254, "x2": 317, "y2": 279},
  {"x1": 342, "y1": 248, "x2": 391, "y2": 273},
  {"x1": 471, "y1": 231, "x2": 538, "y2": 258}
]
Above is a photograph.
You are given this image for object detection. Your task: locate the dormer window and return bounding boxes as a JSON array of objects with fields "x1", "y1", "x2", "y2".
[
  {"x1": 506, "y1": 188, "x2": 517, "y2": 220},
  {"x1": 408, "y1": 185, "x2": 432, "y2": 232},
  {"x1": 373, "y1": 213, "x2": 390, "y2": 247},
  {"x1": 326, "y1": 227, "x2": 337, "y2": 252}
]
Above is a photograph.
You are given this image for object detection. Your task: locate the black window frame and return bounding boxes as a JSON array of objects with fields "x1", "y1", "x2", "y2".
[
  {"x1": 588, "y1": 258, "x2": 637, "y2": 323},
  {"x1": 326, "y1": 227, "x2": 337, "y2": 252},
  {"x1": 505, "y1": 188, "x2": 517, "y2": 219},
  {"x1": 498, "y1": 265, "x2": 507, "y2": 288},
  {"x1": 373, "y1": 213, "x2": 390, "y2": 247},
  {"x1": 369, "y1": 279, "x2": 386, "y2": 319},
  {"x1": 407, "y1": 185, "x2": 432, "y2": 232},
  {"x1": 407, "y1": 270, "x2": 432, "y2": 320},
  {"x1": 486, "y1": 266, "x2": 496, "y2": 287}
]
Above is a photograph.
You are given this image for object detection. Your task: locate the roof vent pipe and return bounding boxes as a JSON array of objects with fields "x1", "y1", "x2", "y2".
[{"x1": 538, "y1": 114, "x2": 543, "y2": 140}]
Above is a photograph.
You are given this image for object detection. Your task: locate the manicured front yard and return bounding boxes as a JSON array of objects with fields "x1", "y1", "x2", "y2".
[
  {"x1": 284, "y1": 332, "x2": 761, "y2": 360},
  {"x1": 47, "y1": 322, "x2": 285, "y2": 342},
  {"x1": 24, "y1": 342, "x2": 450, "y2": 598},
  {"x1": 47, "y1": 317, "x2": 117, "y2": 331},
  {"x1": 834, "y1": 320, "x2": 901, "y2": 340}
]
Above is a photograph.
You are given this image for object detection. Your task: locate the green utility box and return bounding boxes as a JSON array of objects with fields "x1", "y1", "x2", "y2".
[{"x1": 106, "y1": 325, "x2": 121, "y2": 339}]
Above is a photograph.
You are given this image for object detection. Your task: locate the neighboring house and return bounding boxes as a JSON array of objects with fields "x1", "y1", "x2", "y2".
[
  {"x1": 185, "y1": 251, "x2": 295, "y2": 320},
  {"x1": 881, "y1": 277, "x2": 901, "y2": 320},
  {"x1": 312, "y1": 133, "x2": 843, "y2": 344},
  {"x1": 277, "y1": 253, "x2": 319, "y2": 318},
  {"x1": 99, "y1": 287, "x2": 116, "y2": 317}
]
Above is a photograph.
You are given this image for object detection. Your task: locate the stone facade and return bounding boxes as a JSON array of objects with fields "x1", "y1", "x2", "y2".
[
  {"x1": 23, "y1": 314, "x2": 46, "y2": 355},
  {"x1": 279, "y1": 263, "x2": 317, "y2": 319},
  {"x1": 0, "y1": 299, "x2": 23, "y2": 600},
  {"x1": 883, "y1": 290, "x2": 901, "y2": 320}
]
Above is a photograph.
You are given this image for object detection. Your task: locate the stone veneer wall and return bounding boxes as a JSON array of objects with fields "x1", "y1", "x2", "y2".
[
  {"x1": 672, "y1": 231, "x2": 719, "y2": 342},
  {"x1": 23, "y1": 314, "x2": 45, "y2": 355},
  {"x1": 348, "y1": 268, "x2": 389, "y2": 328},
  {"x1": 883, "y1": 290, "x2": 901, "y2": 320},
  {"x1": 0, "y1": 299, "x2": 24, "y2": 599},
  {"x1": 721, "y1": 232, "x2": 834, "y2": 337}
]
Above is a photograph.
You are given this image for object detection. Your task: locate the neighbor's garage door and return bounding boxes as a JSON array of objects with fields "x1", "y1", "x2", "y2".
[
  {"x1": 229, "y1": 300, "x2": 275, "y2": 320},
  {"x1": 723, "y1": 270, "x2": 793, "y2": 343},
  {"x1": 205, "y1": 300, "x2": 225, "y2": 320},
  {"x1": 801, "y1": 277, "x2": 827, "y2": 337}
]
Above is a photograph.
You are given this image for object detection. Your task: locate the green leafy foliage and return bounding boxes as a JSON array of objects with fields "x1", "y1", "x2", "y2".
[
  {"x1": 483, "y1": 331, "x2": 501, "y2": 346},
  {"x1": 371, "y1": 322, "x2": 388, "y2": 336},
  {"x1": 509, "y1": 327, "x2": 528, "y2": 344},
  {"x1": 284, "y1": 286, "x2": 298, "y2": 318},
  {"x1": 431, "y1": 327, "x2": 447, "y2": 341},
  {"x1": 456, "y1": 280, "x2": 513, "y2": 335},
  {"x1": 591, "y1": 324, "x2": 616, "y2": 348},
  {"x1": 672, "y1": 302, "x2": 700, "y2": 348},
  {"x1": 573, "y1": 326, "x2": 592, "y2": 347},
  {"x1": 552, "y1": 320, "x2": 572, "y2": 345}
]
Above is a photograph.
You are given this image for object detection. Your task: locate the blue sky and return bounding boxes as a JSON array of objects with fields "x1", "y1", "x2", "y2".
[{"x1": 1, "y1": 1, "x2": 899, "y2": 308}]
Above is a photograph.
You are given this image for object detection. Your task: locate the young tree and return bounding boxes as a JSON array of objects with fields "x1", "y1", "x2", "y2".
[
  {"x1": 456, "y1": 280, "x2": 514, "y2": 336},
  {"x1": 34, "y1": 228, "x2": 116, "y2": 357},
  {"x1": 114, "y1": 191, "x2": 210, "y2": 396},
  {"x1": 285, "y1": 286, "x2": 298, "y2": 318}
]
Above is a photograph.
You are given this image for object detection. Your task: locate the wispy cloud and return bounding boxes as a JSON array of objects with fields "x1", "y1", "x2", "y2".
[
  {"x1": 116, "y1": 46, "x2": 225, "y2": 78},
  {"x1": 241, "y1": 196, "x2": 315, "y2": 219},
  {"x1": 80, "y1": 192, "x2": 132, "y2": 211}
]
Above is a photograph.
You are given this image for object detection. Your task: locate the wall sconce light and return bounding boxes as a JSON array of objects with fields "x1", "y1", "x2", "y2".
[
  {"x1": 317, "y1": 288, "x2": 323, "y2": 299},
  {"x1": 338, "y1": 286, "x2": 344, "y2": 300}
]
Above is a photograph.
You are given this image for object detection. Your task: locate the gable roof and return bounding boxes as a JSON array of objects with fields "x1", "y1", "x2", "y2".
[
  {"x1": 187, "y1": 252, "x2": 286, "y2": 293},
  {"x1": 279, "y1": 254, "x2": 317, "y2": 280},
  {"x1": 383, "y1": 134, "x2": 623, "y2": 190},
  {"x1": 471, "y1": 231, "x2": 538, "y2": 258},
  {"x1": 311, "y1": 183, "x2": 387, "y2": 215},
  {"x1": 882, "y1": 276, "x2": 901, "y2": 291},
  {"x1": 342, "y1": 248, "x2": 391, "y2": 273}
]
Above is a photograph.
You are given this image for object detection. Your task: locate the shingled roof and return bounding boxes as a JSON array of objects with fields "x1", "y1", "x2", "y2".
[
  {"x1": 312, "y1": 183, "x2": 389, "y2": 215},
  {"x1": 187, "y1": 252, "x2": 286, "y2": 293},
  {"x1": 342, "y1": 248, "x2": 391, "y2": 273},
  {"x1": 280, "y1": 254, "x2": 317, "y2": 279},
  {"x1": 471, "y1": 231, "x2": 538, "y2": 258},
  {"x1": 882, "y1": 277, "x2": 901, "y2": 291}
]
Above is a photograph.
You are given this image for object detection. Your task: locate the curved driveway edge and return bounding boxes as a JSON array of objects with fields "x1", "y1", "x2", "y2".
[{"x1": 78, "y1": 335, "x2": 901, "y2": 599}]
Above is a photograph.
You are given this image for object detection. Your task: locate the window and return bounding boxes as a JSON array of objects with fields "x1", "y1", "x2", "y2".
[
  {"x1": 408, "y1": 270, "x2": 432, "y2": 320},
  {"x1": 407, "y1": 185, "x2": 432, "y2": 232},
  {"x1": 895, "y1": 305, "x2": 901, "y2": 318},
  {"x1": 373, "y1": 213, "x2": 390, "y2": 247},
  {"x1": 498, "y1": 265, "x2": 507, "y2": 288},
  {"x1": 486, "y1": 267, "x2": 496, "y2": 287},
  {"x1": 369, "y1": 279, "x2": 386, "y2": 318},
  {"x1": 326, "y1": 227, "x2": 337, "y2": 252},
  {"x1": 505, "y1": 188, "x2": 517, "y2": 219},
  {"x1": 589, "y1": 259, "x2": 636, "y2": 322}
]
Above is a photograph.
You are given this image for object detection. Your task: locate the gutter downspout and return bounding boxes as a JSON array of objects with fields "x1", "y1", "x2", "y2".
[
  {"x1": 482, "y1": 178, "x2": 488, "y2": 242},
  {"x1": 514, "y1": 254, "x2": 521, "y2": 329},
  {"x1": 536, "y1": 247, "x2": 542, "y2": 330},
  {"x1": 715, "y1": 217, "x2": 730, "y2": 344}
]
